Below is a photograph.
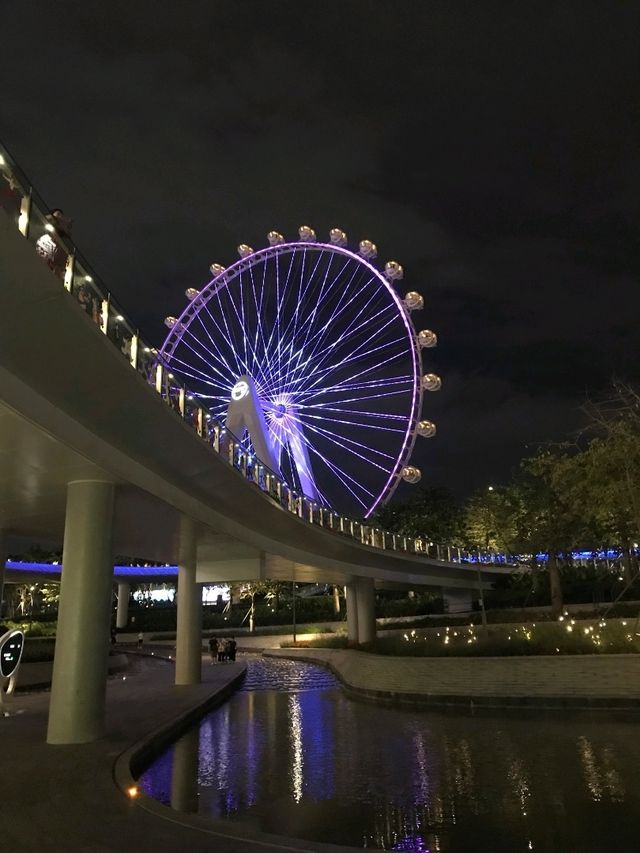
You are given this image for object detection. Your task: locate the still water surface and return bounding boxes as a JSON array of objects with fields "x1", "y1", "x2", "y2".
[{"x1": 139, "y1": 657, "x2": 640, "y2": 851}]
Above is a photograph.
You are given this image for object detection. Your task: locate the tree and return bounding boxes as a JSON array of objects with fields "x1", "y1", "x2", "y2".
[
  {"x1": 463, "y1": 485, "x2": 524, "y2": 555},
  {"x1": 375, "y1": 486, "x2": 463, "y2": 544},
  {"x1": 516, "y1": 449, "x2": 588, "y2": 616},
  {"x1": 576, "y1": 399, "x2": 640, "y2": 578},
  {"x1": 231, "y1": 580, "x2": 281, "y2": 632}
]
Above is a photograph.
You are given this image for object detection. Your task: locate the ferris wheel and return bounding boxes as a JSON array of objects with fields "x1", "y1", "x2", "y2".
[{"x1": 159, "y1": 227, "x2": 440, "y2": 518}]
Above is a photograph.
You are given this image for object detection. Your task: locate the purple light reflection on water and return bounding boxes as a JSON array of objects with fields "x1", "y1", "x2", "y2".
[
  {"x1": 137, "y1": 657, "x2": 640, "y2": 853},
  {"x1": 392, "y1": 839, "x2": 431, "y2": 853}
]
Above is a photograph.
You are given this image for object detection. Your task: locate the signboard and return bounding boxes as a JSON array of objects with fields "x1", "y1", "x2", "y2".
[{"x1": 0, "y1": 630, "x2": 24, "y2": 678}]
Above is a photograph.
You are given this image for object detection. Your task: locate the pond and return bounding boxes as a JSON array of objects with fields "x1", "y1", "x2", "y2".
[{"x1": 139, "y1": 656, "x2": 640, "y2": 851}]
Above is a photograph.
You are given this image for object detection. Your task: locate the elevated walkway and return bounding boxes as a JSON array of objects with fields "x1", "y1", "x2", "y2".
[{"x1": 0, "y1": 206, "x2": 509, "y2": 589}]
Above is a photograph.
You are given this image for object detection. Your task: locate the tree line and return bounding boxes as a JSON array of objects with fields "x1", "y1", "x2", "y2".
[{"x1": 376, "y1": 385, "x2": 640, "y2": 615}]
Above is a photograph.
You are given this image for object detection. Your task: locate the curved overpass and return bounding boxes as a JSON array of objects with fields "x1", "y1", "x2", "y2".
[{"x1": 0, "y1": 208, "x2": 509, "y2": 590}]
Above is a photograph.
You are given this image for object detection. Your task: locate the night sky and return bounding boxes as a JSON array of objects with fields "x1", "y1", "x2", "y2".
[{"x1": 2, "y1": 2, "x2": 639, "y2": 500}]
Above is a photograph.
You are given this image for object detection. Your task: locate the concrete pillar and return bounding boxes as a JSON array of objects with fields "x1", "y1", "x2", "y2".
[
  {"x1": 345, "y1": 582, "x2": 359, "y2": 644},
  {"x1": 355, "y1": 576, "x2": 376, "y2": 645},
  {"x1": 47, "y1": 480, "x2": 115, "y2": 744},
  {"x1": 0, "y1": 530, "x2": 7, "y2": 620},
  {"x1": 442, "y1": 586, "x2": 474, "y2": 614},
  {"x1": 116, "y1": 582, "x2": 130, "y2": 629},
  {"x1": 175, "y1": 517, "x2": 202, "y2": 686}
]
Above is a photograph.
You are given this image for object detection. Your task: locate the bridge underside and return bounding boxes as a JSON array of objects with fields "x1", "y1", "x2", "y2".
[{"x1": 0, "y1": 396, "x2": 501, "y2": 589}]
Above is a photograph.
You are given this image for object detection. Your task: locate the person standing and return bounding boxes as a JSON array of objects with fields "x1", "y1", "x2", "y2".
[
  {"x1": 218, "y1": 638, "x2": 227, "y2": 663},
  {"x1": 228, "y1": 636, "x2": 237, "y2": 662},
  {"x1": 208, "y1": 636, "x2": 219, "y2": 665}
]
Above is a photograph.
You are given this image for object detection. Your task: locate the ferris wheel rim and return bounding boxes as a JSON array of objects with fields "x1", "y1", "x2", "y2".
[{"x1": 158, "y1": 240, "x2": 424, "y2": 517}]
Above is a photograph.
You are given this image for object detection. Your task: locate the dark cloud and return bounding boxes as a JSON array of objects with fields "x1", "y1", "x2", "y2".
[{"x1": 1, "y1": 0, "x2": 638, "y2": 498}]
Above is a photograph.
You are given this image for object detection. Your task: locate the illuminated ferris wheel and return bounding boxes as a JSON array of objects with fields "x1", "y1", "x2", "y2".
[{"x1": 159, "y1": 227, "x2": 440, "y2": 518}]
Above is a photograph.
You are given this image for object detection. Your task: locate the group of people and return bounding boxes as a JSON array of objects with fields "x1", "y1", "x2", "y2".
[{"x1": 208, "y1": 636, "x2": 237, "y2": 663}]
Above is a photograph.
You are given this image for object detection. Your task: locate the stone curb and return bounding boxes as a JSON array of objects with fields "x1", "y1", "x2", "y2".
[{"x1": 265, "y1": 649, "x2": 640, "y2": 711}]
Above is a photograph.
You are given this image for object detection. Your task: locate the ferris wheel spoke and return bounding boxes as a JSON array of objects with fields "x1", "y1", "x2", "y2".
[
  {"x1": 168, "y1": 355, "x2": 230, "y2": 390},
  {"x1": 297, "y1": 330, "x2": 409, "y2": 398},
  {"x1": 297, "y1": 401, "x2": 410, "y2": 422},
  {"x1": 237, "y1": 266, "x2": 249, "y2": 370},
  {"x1": 282, "y1": 270, "x2": 380, "y2": 387},
  {"x1": 274, "y1": 259, "x2": 372, "y2": 387},
  {"x1": 202, "y1": 296, "x2": 248, "y2": 379},
  {"x1": 297, "y1": 374, "x2": 413, "y2": 401},
  {"x1": 170, "y1": 335, "x2": 238, "y2": 387},
  {"x1": 203, "y1": 296, "x2": 267, "y2": 388},
  {"x1": 283, "y1": 250, "x2": 348, "y2": 388},
  {"x1": 246, "y1": 260, "x2": 274, "y2": 386},
  {"x1": 298, "y1": 379, "x2": 413, "y2": 410},
  {"x1": 290, "y1": 416, "x2": 398, "y2": 465},
  {"x1": 184, "y1": 314, "x2": 244, "y2": 377},
  {"x1": 279, "y1": 247, "x2": 309, "y2": 390},
  {"x1": 305, "y1": 331, "x2": 409, "y2": 389},
  {"x1": 288, "y1": 415, "x2": 391, "y2": 478},
  {"x1": 274, "y1": 250, "x2": 297, "y2": 387},
  {"x1": 288, "y1": 258, "x2": 375, "y2": 360},
  {"x1": 296, "y1": 410, "x2": 405, "y2": 436},
  {"x1": 210, "y1": 274, "x2": 266, "y2": 383},
  {"x1": 275, "y1": 248, "x2": 327, "y2": 390},
  {"x1": 284, "y1": 298, "x2": 400, "y2": 396}
]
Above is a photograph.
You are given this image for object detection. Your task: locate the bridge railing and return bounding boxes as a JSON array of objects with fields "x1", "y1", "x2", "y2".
[{"x1": 0, "y1": 139, "x2": 512, "y2": 568}]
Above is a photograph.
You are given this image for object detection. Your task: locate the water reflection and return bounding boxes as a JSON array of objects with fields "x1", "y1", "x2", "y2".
[{"x1": 139, "y1": 658, "x2": 640, "y2": 852}]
